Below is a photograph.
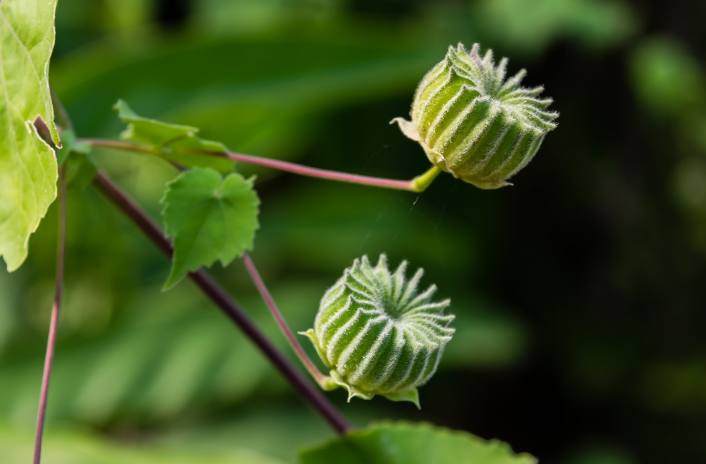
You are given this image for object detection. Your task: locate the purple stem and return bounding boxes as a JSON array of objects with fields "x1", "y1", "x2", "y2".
[
  {"x1": 93, "y1": 173, "x2": 350, "y2": 434},
  {"x1": 79, "y1": 139, "x2": 418, "y2": 191},
  {"x1": 221, "y1": 151, "x2": 416, "y2": 191},
  {"x1": 242, "y1": 253, "x2": 327, "y2": 384},
  {"x1": 33, "y1": 170, "x2": 66, "y2": 464}
]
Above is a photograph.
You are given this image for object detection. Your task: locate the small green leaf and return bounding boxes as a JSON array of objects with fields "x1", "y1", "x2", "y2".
[
  {"x1": 299, "y1": 422, "x2": 536, "y2": 464},
  {"x1": 114, "y1": 99, "x2": 234, "y2": 172},
  {"x1": 56, "y1": 129, "x2": 91, "y2": 165},
  {"x1": 161, "y1": 168, "x2": 259, "y2": 289},
  {"x1": 65, "y1": 152, "x2": 97, "y2": 191},
  {"x1": 0, "y1": 0, "x2": 60, "y2": 271},
  {"x1": 56, "y1": 128, "x2": 96, "y2": 190}
]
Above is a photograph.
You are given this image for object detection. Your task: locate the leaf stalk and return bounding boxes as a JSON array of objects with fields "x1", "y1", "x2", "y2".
[
  {"x1": 33, "y1": 168, "x2": 66, "y2": 464},
  {"x1": 79, "y1": 138, "x2": 440, "y2": 192}
]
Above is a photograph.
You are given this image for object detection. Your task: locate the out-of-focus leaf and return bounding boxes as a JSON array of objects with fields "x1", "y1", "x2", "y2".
[
  {"x1": 161, "y1": 168, "x2": 259, "y2": 289},
  {"x1": 672, "y1": 158, "x2": 706, "y2": 253},
  {"x1": 155, "y1": 404, "x2": 379, "y2": 463},
  {"x1": 56, "y1": 129, "x2": 89, "y2": 165},
  {"x1": 0, "y1": 281, "x2": 329, "y2": 425},
  {"x1": 630, "y1": 38, "x2": 704, "y2": 117},
  {"x1": 58, "y1": 129, "x2": 96, "y2": 190},
  {"x1": 443, "y1": 299, "x2": 528, "y2": 368},
  {"x1": 0, "y1": 271, "x2": 19, "y2": 351},
  {"x1": 258, "y1": 185, "x2": 474, "y2": 273},
  {"x1": 51, "y1": 30, "x2": 440, "y2": 158},
  {"x1": 299, "y1": 421, "x2": 536, "y2": 464},
  {"x1": 193, "y1": 0, "x2": 342, "y2": 35},
  {"x1": 0, "y1": 0, "x2": 59, "y2": 271},
  {"x1": 115, "y1": 100, "x2": 234, "y2": 172},
  {"x1": 638, "y1": 358, "x2": 706, "y2": 414},
  {"x1": 565, "y1": 445, "x2": 636, "y2": 464},
  {"x1": 474, "y1": 0, "x2": 636, "y2": 55},
  {"x1": 64, "y1": 152, "x2": 97, "y2": 191},
  {"x1": 103, "y1": 0, "x2": 152, "y2": 34},
  {"x1": 0, "y1": 425, "x2": 285, "y2": 464}
]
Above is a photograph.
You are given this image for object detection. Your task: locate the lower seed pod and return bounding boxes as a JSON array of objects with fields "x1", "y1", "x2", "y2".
[
  {"x1": 301, "y1": 255, "x2": 454, "y2": 408},
  {"x1": 392, "y1": 42, "x2": 558, "y2": 189}
]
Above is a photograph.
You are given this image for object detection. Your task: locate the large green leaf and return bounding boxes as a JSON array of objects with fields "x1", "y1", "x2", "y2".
[
  {"x1": 299, "y1": 422, "x2": 536, "y2": 464},
  {"x1": 115, "y1": 99, "x2": 234, "y2": 172},
  {"x1": 161, "y1": 168, "x2": 259, "y2": 289},
  {"x1": 0, "y1": 0, "x2": 59, "y2": 271}
]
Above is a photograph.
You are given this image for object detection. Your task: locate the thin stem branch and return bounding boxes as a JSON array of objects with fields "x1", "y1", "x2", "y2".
[
  {"x1": 220, "y1": 151, "x2": 417, "y2": 191},
  {"x1": 93, "y1": 173, "x2": 350, "y2": 434},
  {"x1": 242, "y1": 253, "x2": 328, "y2": 385},
  {"x1": 79, "y1": 138, "x2": 156, "y2": 156},
  {"x1": 79, "y1": 138, "x2": 439, "y2": 192},
  {"x1": 33, "y1": 169, "x2": 66, "y2": 464}
]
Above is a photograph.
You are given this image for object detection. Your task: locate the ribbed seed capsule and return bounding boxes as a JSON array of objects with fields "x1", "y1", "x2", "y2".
[
  {"x1": 392, "y1": 43, "x2": 559, "y2": 189},
  {"x1": 301, "y1": 255, "x2": 454, "y2": 408}
]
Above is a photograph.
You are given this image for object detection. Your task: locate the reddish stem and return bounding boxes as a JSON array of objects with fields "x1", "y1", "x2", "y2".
[
  {"x1": 93, "y1": 173, "x2": 349, "y2": 434},
  {"x1": 221, "y1": 151, "x2": 416, "y2": 191},
  {"x1": 242, "y1": 253, "x2": 327, "y2": 384},
  {"x1": 79, "y1": 138, "x2": 420, "y2": 191},
  {"x1": 33, "y1": 170, "x2": 66, "y2": 464}
]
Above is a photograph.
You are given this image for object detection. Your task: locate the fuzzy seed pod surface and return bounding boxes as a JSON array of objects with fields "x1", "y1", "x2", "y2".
[
  {"x1": 392, "y1": 43, "x2": 558, "y2": 189},
  {"x1": 301, "y1": 255, "x2": 454, "y2": 407}
]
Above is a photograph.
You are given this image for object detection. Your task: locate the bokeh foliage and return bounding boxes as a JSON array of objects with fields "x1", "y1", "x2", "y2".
[{"x1": 1, "y1": 0, "x2": 705, "y2": 462}]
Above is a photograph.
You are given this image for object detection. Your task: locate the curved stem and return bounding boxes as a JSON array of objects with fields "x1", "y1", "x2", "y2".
[
  {"x1": 93, "y1": 173, "x2": 349, "y2": 434},
  {"x1": 33, "y1": 169, "x2": 66, "y2": 464},
  {"x1": 79, "y1": 138, "x2": 440, "y2": 192},
  {"x1": 242, "y1": 254, "x2": 328, "y2": 385},
  {"x1": 219, "y1": 151, "x2": 417, "y2": 191},
  {"x1": 410, "y1": 165, "x2": 442, "y2": 192}
]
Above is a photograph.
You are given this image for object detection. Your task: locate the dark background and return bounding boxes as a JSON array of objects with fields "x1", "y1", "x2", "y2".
[{"x1": 1, "y1": 0, "x2": 705, "y2": 463}]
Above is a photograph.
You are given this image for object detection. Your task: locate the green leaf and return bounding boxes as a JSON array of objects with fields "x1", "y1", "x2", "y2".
[
  {"x1": 299, "y1": 422, "x2": 536, "y2": 464},
  {"x1": 630, "y1": 38, "x2": 705, "y2": 117},
  {"x1": 56, "y1": 128, "x2": 90, "y2": 165},
  {"x1": 161, "y1": 168, "x2": 259, "y2": 289},
  {"x1": 57, "y1": 128, "x2": 96, "y2": 190},
  {"x1": 0, "y1": 0, "x2": 60, "y2": 271},
  {"x1": 114, "y1": 99, "x2": 234, "y2": 172}
]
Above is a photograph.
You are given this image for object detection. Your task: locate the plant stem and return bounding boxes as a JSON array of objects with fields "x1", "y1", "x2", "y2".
[
  {"x1": 79, "y1": 138, "x2": 156, "y2": 156},
  {"x1": 93, "y1": 173, "x2": 350, "y2": 434},
  {"x1": 79, "y1": 138, "x2": 440, "y2": 192},
  {"x1": 410, "y1": 165, "x2": 442, "y2": 192},
  {"x1": 219, "y1": 151, "x2": 418, "y2": 191},
  {"x1": 33, "y1": 169, "x2": 66, "y2": 464},
  {"x1": 242, "y1": 254, "x2": 328, "y2": 385}
]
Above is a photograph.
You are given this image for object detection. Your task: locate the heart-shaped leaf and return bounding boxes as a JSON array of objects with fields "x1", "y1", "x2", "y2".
[{"x1": 161, "y1": 168, "x2": 259, "y2": 289}]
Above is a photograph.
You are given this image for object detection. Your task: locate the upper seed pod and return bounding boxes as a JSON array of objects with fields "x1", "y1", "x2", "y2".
[
  {"x1": 392, "y1": 43, "x2": 558, "y2": 189},
  {"x1": 301, "y1": 255, "x2": 454, "y2": 408}
]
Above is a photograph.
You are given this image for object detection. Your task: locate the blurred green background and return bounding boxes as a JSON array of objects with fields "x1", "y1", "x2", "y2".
[{"x1": 2, "y1": 0, "x2": 706, "y2": 462}]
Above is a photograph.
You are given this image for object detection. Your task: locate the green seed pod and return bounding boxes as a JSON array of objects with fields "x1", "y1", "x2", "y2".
[
  {"x1": 392, "y1": 43, "x2": 558, "y2": 189},
  {"x1": 301, "y1": 255, "x2": 454, "y2": 408}
]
